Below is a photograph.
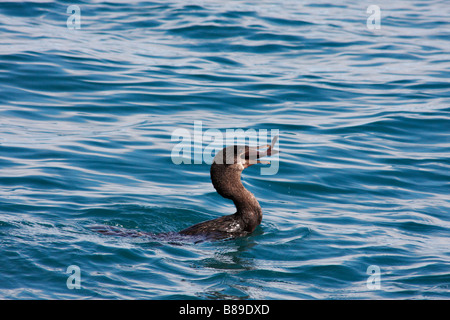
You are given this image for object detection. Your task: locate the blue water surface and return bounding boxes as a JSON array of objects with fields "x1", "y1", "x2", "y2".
[{"x1": 0, "y1": 0, "x2": 449, "y2": 299}]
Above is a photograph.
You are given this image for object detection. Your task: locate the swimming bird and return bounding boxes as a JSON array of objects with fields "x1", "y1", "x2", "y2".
[
  {"x1": 179, "y1": 136, "x2": 278, "y2": 240},
  {"x1": 91, "y1": 136, "x2": 278, "y2": 241}
]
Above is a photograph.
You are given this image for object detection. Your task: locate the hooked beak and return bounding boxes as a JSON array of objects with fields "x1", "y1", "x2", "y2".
[{"x1": 242, "y1": 135, "x2": 279, "y2": 168}]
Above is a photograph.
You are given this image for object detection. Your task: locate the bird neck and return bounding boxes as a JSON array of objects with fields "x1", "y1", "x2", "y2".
[
  {"x1": 231, "y1": 182, "x2": 261, "y2": 216},
  {"x1": 232, "y1": 184, "x2": 262, "y2": 232},
  {"x1": 211, "y1": 166, "x2": 262, "y2": 232}
]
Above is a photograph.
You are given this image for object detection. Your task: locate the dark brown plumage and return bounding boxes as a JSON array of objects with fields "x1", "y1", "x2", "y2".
[
  {"x1": 179, "y1": 137, "x2": 278, "y2": 240},
  {"x1": 91, "y1": 136, "x2": 278, "y2": 241}
]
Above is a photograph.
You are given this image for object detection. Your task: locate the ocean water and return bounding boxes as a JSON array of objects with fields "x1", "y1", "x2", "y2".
[{"x1": 0, "y1": 0, "x2": 449, "y2": 300}]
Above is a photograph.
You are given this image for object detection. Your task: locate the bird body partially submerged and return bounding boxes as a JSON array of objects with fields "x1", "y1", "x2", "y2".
[
  {"x1": 92, "y1": 136, "x2": 278, "y2": 241},
  {"x1": 180, "y1": 136, "x2": 278, "y2": 240}
]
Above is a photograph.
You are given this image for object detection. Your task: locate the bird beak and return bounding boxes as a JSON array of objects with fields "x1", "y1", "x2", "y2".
[{"x1": 243, "y1": 135, "x2": 279, "y2": 168}]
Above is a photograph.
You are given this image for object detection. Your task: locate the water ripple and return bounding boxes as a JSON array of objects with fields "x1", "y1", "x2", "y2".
[{"x1": 1, "y1": 0, "x2": 449, "y2": 299}]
